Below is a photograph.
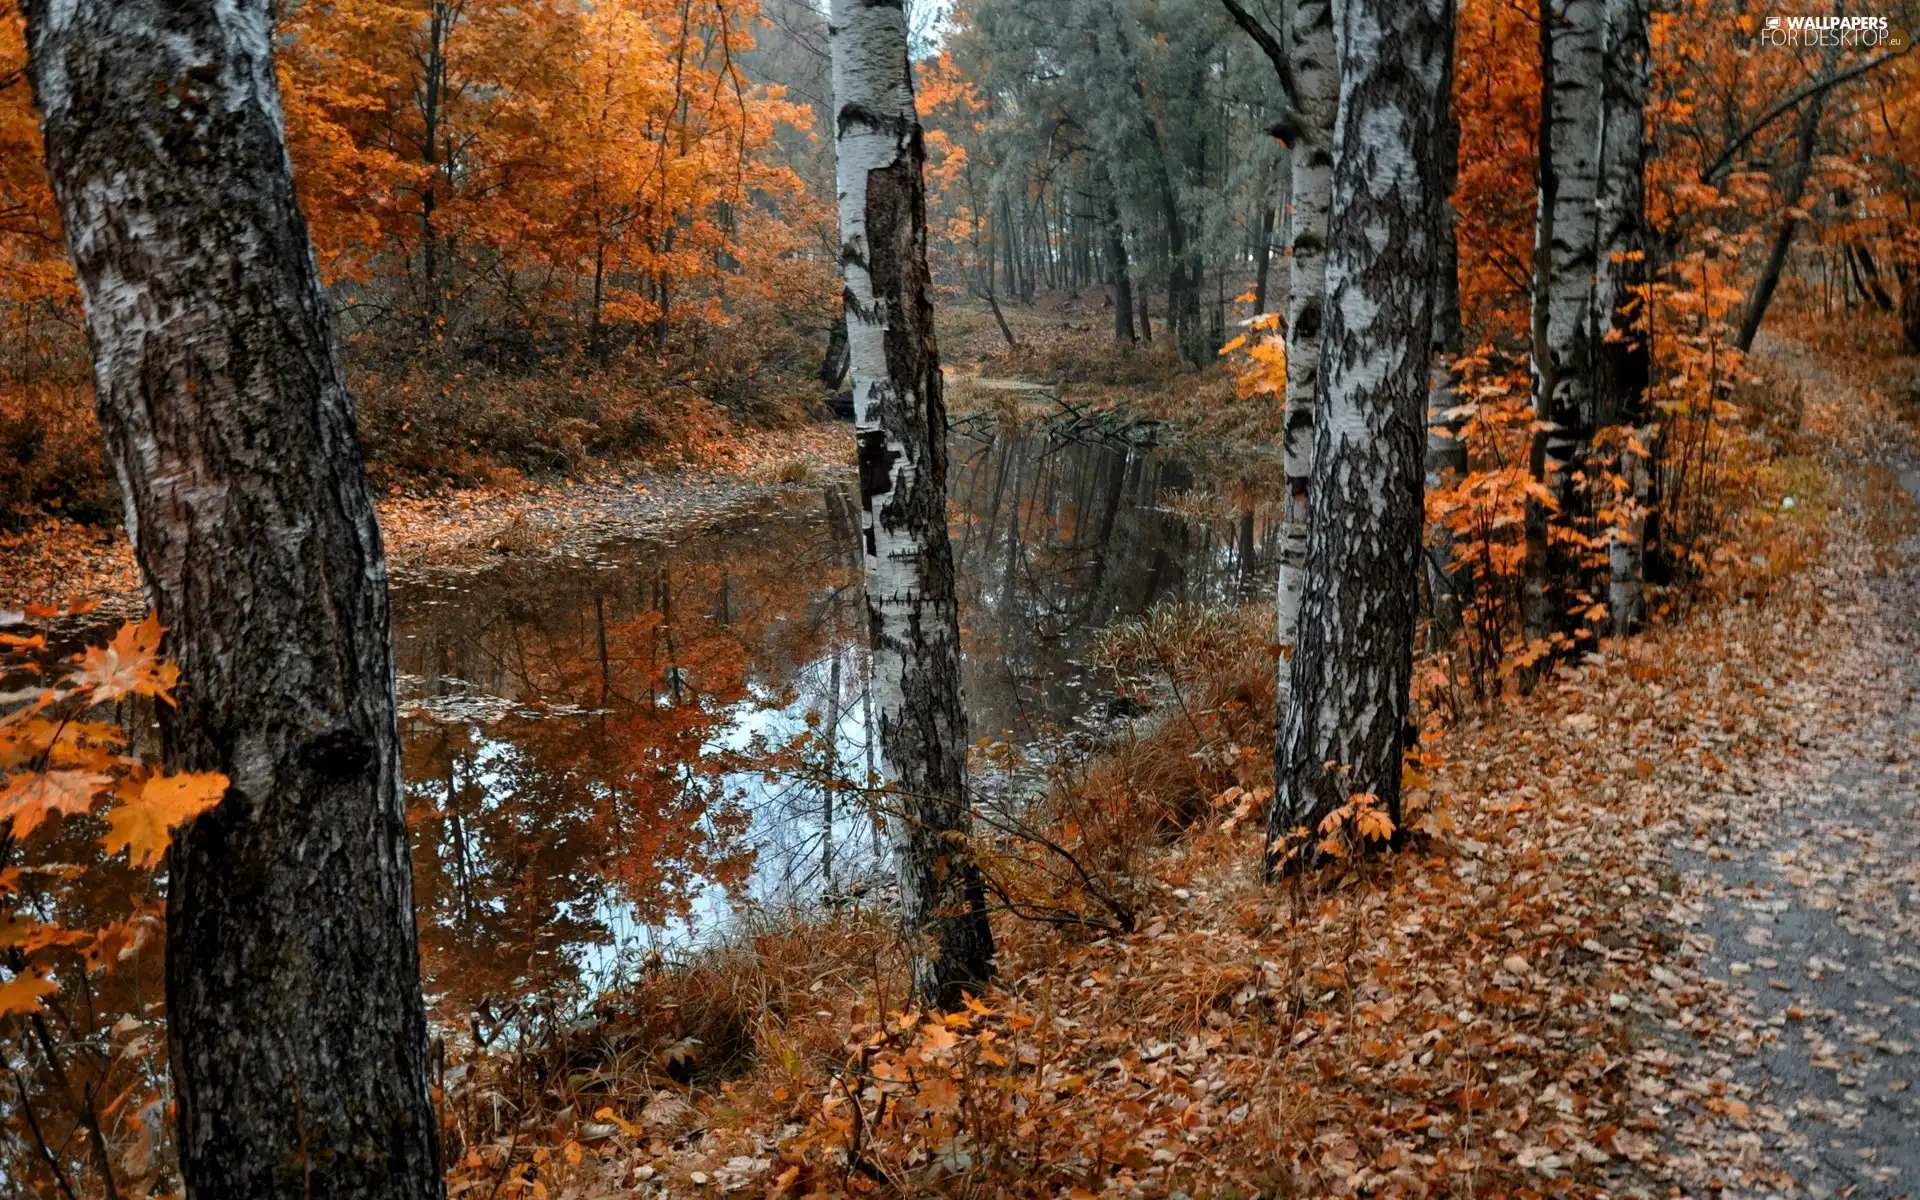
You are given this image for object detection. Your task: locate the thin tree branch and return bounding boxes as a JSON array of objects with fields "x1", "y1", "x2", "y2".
[
  {"x1": 1215, "y1": 0, "x2": 1304, "y2": 142},
  {"x1": 1701, "y1": 46, "x2": 1910, "y2": 183}
]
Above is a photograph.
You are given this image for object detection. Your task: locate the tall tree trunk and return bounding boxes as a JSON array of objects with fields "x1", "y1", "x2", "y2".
[
  {"x1": 1274, "y1": 0, "x2": 1339, "y2": 744},
  {"x1": 1734, "y1": 86, "x2": 1828, "y2": 352},
  {"x1": 1596, "y1": 0, "x2": 1652, "y2": 634},
  {"x1": 1101, "y1": 166, "x2": 1138, "y2": 342},
  {"x1": 1426, "y1": 104, "x2": 1467, "y2": 639},
  {"x1": 830, "y1": 0, "x2": 994, "y2": 1009},
  {"x1": 1523, "y1": 0, "x2": 1606, "y2": 649},
  {"x1": 1268, "y1": 0, "x2": 1453, "y2": 868},
  {"x1": 22, "y1": 4, "x2": 442, "y2": 1198}
]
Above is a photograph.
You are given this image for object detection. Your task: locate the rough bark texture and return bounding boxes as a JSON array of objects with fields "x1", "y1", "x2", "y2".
[
  {"x1": 1274, "y1": 0, "x2": 1340, "y2": 742},
  {"x1": 1523, "y1": 0, "x2": 1606, "y2": 648},
  {"x1": 831, "y1": 0, "x2": 994, "y2": 1009},
  {"x1": 21, "y1": 3, "x2": 442, "y2": 1198},
  {"x1": 1595, "y1": 0, "x2": 1652, "y2": 634},
  {"x1": 1268, "y1": 0, "x2": 1453, "y2": 868}
]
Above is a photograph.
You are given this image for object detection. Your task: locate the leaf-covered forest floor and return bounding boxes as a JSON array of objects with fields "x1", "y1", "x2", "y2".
[{"x1": 428, "y1": 333, "x2": 1919, "y2": 1200}]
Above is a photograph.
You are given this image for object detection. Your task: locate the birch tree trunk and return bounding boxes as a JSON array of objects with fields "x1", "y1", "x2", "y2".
[
  {"x1": 21, "y1": 4, "x2": 442, "y2": 1198},
  {"x1": 1595, "y1": 0, "x2": 1653, "y2": 634},
  {"x1": 831, "y1": 0, "x2": 994, "y2": 1009},
  {"x1": 1523, "y1": 0, "x2": 1607, "y2": 648},
  {"x1": 1426, "y1": 106, "x2": 1467, "y2": 639},
  {"x1": 1274, "y1": 0, "x2": 1340, "y2": 746},
  {"x1": 1267, "y1": 0, "x2": 1454, "y2": 867}
]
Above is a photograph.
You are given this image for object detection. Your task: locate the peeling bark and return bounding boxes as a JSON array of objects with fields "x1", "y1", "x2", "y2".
[
  {"x1": 21, "y1": 3, "x2": 442, "y2": 1197},
  {"x1": 831, "y1": 0, "x2": 994, "y2": 1008},
  {"x1": 1268, "y1": 0, "x2": 1453, "y2": 866}
]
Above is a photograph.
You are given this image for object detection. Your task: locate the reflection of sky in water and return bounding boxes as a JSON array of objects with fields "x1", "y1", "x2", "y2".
[{"x1": 393, "y1": 431, "x2": 1278, "y2": 1015}]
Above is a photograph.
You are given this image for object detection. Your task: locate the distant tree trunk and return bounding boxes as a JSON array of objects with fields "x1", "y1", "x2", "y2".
[
  {"x1": 1734, "y1": 86, "x2": 1828, "y2": 352},
  {"x1": 1596, "y1": 0, "x2": 1652, "y2": 634},
  {"x1": 1274, "y1": 0, "x2": 1340, "y2": 739},
  {"x1": 1268, "y1": 0, "x2": 1452, "y2": 868},
  {"x1": 1253, "y1": 202, "x2": 1277, "y2": 316},
  {"x1": 821, "y1": 309, "x2": 851, "y2": 390},
  {"x1": 1101, "y1": 167, "x2": 1138, "y2": 342},
  {"x1": 830, "y1": 0, "x2": 994, "y2": 1009},
  {"x1": 1851, "y1": 243, "x2": 1895, "y2": 311},
  {"x1": 1523, "y1": 0, "x2": 1605, "y2": 649},
  {"x1": 1426, "y1": 106, "x2": 1467, "y2": 639},
  {"x1": 1900, "y1": 263, "x2": 1920, "y2": 353},
  {"x1": 22, "y1": 4, "x2": 442, "y2": 1199}
]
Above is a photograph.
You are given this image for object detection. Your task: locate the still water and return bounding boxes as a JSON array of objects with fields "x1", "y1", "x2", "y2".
[{"x1": 146, "y1": 432, "x2": 1271, "y2": 1020}]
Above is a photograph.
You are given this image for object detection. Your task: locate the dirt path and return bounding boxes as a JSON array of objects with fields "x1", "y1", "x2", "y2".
[{"x1": 1658, "y1": 338, "x2": 1919, "y2": 1199}]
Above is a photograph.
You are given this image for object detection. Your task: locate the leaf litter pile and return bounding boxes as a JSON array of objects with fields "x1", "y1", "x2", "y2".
[{"x1": 448, "y1": 435, "x2": 1917, "y2": 1195}]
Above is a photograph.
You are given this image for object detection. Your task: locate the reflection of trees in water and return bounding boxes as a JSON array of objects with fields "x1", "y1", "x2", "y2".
[
  {"x1": 950, "y1": 432, "x2": 1277, "y2": 745},
  {"x1": 386, "y1": 437, "x2": 1271, "y2": 1023},
  {"x1": 392, "y1": 505, "x2": 857, "y2": 1020}
]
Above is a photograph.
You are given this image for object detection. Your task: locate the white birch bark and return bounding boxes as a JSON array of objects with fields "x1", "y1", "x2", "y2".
[
  {"x1": 1595, "y1": 0, "x2": 1652, "y2": 634},
  {"x1": 831, "y1": 0, "x2": 993, "y2": 1008},
  {"x1": 1523, "y1": 0, "x2": 1606, "y2": 646},
  {"x1": 1274, "y1": 0, "x2": 1341, "y2": 744},
  {"x1": 1268, "y1": 0, "x2": 1453, "y2": 865}
]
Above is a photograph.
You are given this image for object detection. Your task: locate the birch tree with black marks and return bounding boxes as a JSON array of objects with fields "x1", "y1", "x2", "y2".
[
  {"x1": 831, "y1": 0, "x2": 995, "y2": 1008},
  {"x1": 1267, "y1": 0, "x2": 1454, "y2": 867},
  {"x1": 21, "y1": 2, "x2": 441, "y2": 1197},
  {"x1": 1596, "y1": 0, "x2": 1653, "y2": 634},
  {"x1": 1523, "y1": 0, "x2": 1606, "y2": 649}
]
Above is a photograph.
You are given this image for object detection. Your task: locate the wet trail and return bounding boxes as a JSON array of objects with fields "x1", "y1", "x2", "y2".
[{"x1": 1662, "y1": 337, "x2": 1919, "y2": 1199}]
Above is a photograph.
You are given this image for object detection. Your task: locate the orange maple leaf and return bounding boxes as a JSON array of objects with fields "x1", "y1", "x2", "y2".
[
  {"x1": 0, "y1": 968, "x2": 59, "y2": 1017},
  {"x1": 70, "y1": 616, "x2": 179, "y2": 706},
  {"x1": 0, "y1": 769, "x2": 112, "y2": 838},
  {"x1": 104, "y1": 771, "x2": 227, "y2": 868}
]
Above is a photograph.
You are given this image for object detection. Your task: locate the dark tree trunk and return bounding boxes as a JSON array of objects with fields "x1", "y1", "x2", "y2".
[
  {"x1": 821, "y1": 309, "x2": 851, "y2": 389},
  {"x1": 1101, "y1": 169, "x2": 1137, "y2": 342},
  {"x1": 1901, "y1": 263, "x2": 1920, "y2": 354},
  {"x1": 1735, "y1": 86, "x2": 1827, "y2": 352},
  {"x1": 831, "y1": 0, "x2": 994, "y2": 1009},
  {"x1": 22, "y1": 4, "x2": 442, "y2": 1199},
  {"x1": 1268, "y1": 0, "x2": 1454, "y2": 869},
  {"x1": 1426, "y1": 105, "x2": 1467, "y2": 639},
  {"x1": 1852, "y1": 243, "x2": 1895, "y2": 311},
  {"x1": 1253, "y1": 202, "x2": 1277, "y2": 315}
]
